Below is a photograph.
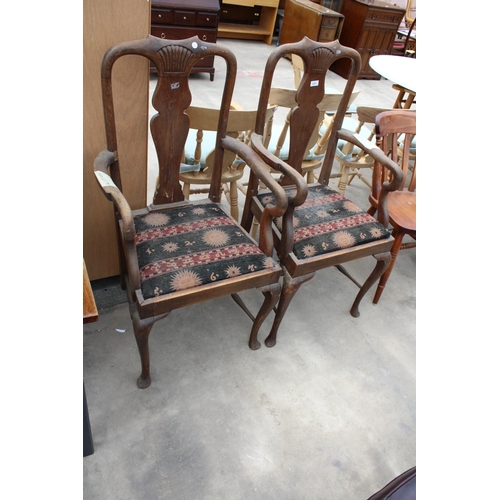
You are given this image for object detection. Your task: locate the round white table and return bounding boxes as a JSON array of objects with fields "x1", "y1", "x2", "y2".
[{"x1": 369, "y1": 55, "x2": 416, "y2": 108}]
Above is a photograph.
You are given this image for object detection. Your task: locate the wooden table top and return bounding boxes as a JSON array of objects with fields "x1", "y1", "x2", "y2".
[{"x1": 83, "y1": 260, "x2": 99, "y2": 324}]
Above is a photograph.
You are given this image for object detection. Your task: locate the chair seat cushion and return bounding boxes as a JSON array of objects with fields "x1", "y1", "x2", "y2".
[
  {"x1": 134, "y1": 203, "x2": 276, "y2": 300},
  {"x1": 258, "y1": 184, "x2": 391, "y2": 259}
]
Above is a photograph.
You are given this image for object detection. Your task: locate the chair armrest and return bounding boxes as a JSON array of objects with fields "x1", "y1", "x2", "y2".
[
  {"x1": 337, "y1": 129, "x2": 404, "y2": 226},
  {"x1": 222, "y1": 135, "x2": 301, "y2": 256},
  {"x1": 250, "y1": 133, "x2": 309, "y2": 208},
  {"x1": 93, "y1": 150, "x2": 136, "y2": 242},
  {"x1": 250, "y1": 133, "x2": 309, "y2": 260}
]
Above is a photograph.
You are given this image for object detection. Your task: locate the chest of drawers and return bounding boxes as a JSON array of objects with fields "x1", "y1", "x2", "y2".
[
  {"x1": 331, "y1": 0, "x2": 404, "y2": 79},
  {"x1": 151, "y1": 0, "x2": 220, "y2": 80},
  {"x1": 279, "y1": 0, "x2": 344, "y2": 46}
]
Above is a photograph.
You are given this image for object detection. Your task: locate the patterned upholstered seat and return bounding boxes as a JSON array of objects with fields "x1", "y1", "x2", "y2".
[
  {"x1": 257, "y1": 184, "x2": 391, "y2": 261},
  {"x1": 134, "y1": 203, "x2": 276, "y2": 300}
]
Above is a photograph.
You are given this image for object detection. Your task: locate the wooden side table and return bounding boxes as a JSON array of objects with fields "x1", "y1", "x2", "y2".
[
  {"x1": 83, "y1": 261, "x2": 98, "y2": 457},
  {"x1": 279, "y1": 0, "x2": 344, "y2": 46}
]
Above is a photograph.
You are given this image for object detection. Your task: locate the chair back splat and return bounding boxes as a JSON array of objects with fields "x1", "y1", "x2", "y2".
[
  {"x1": 94, "y1": 36, "x2": 307, "y2": 388},
  {"x1": 101, "y1": 36, "x2": 235, "y2": 207},
  {"x1": 253, "y1": 37, "x2": 360, "y2": 186}
]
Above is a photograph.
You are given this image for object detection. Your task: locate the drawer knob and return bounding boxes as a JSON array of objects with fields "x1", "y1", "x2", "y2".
[
  {"x1": 183, "y1": 16, "x2": 187, "y2": 20},
  {"x1": 161, "y1": 32, "x2": 166, "y2": 39},
  {"x1": 206, "y1": 17, "x2": 210, "y2": 21},
  {"x1": 158, "y1": 14, "x2": 161, "y2": 18},
  {"x1": 202, "y1": 35, "x2": 207, "y2": 41}
]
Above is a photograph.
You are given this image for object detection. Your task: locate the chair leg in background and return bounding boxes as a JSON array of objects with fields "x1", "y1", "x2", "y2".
[
  {"x1": 265, "y1": 269, "x2": 315, "y2": 348},
  {"x1": 373, "y1": 231, "x2": 404, "y2": 304},
  {"x1": 350, "y1": 251, "x2": 391, "y2": 317},
  {"x1": 229, "y1": 180, "x2": 239, "y2": 221},
  {"x1": 337, "y1": 165, "x2": 349, "y2": 195}
]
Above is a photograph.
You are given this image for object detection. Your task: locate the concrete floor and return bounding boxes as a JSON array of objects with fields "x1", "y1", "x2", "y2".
[{"x1": 83, "y1": 38, "x2": 415, "y2": 499}]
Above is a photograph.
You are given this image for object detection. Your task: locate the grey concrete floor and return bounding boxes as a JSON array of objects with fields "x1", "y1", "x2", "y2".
[{"x1": 83, "y1": 38, "x2": 415, "y2": 499}]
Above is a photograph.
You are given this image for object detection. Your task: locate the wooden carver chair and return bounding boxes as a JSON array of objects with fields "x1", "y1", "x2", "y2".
[
  {"x1": 93, "y1": 36, "x2": 307, "y2": 388},
  {"x1": 364, "y1": 109, "x2": 416, "y2": 304},
  {"x1": 240, "y1": 37, "x2": 405, "y2": 347},
  {"x1": 179, "y1": 102, "x2": 274, "y2": 221}
]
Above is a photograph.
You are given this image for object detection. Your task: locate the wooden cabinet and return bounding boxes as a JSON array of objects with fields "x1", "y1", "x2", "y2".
[
  {"x1": 151, "y1": 0, "x2": 220, "y2": 80},
  {"x1": 280, "y1": 0, "x2": 344, "y2": 46},
  {"x1": 218, "y1": 0, "x2": 279, "y2": 45},
  {"x1": 331, "y1": 0, "x2": 404, "y2": 79}
]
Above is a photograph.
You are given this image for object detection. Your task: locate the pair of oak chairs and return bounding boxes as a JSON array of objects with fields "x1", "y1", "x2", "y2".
[{"x1": 94, "y1": 35, "x2": 415, "y2": 388}]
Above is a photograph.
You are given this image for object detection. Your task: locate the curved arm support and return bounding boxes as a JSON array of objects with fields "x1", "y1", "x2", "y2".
[
  {"x1": 249, "y1": 133, "x2": 309, "y2": 258},
  {"x1": 337, "y1": 129, "x2": 404, "y2": 227},
  {"x1": 250, "y1": 134, "x2": 309, "y2": 208},
  {"x1": 222, "y1": 135, "x2": 297, "y2": 256},
  {"x1": 94, "y1": 150, "x2": 136, "y2": 242}
]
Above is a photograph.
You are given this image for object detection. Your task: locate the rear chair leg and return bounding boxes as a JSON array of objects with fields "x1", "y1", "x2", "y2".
[
  {"x1": 248, "y1": 282, "x2": 281, "y2": 350},
  {"x1": 265, "y1": 270, "x2": 315, "y2": 348},
  {"x1": 350, "y1": 251, "x2": 391, "y2": 317}
]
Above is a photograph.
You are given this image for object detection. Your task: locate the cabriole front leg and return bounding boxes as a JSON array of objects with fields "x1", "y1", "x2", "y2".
[
  {"x1": 130, "y1": 306, "x2": 170, "y2": 389},
  {"x1": 248, "y1": 282, "x2": 282, "y2": 350},
  {"x1": 265, "y1": 270, "x2": 315, "y2": 348}
]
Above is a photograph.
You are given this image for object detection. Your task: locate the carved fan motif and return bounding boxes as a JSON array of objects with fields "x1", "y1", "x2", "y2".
[
  {"x1": 157, "y1": 45, "x2": 194, "y2": 74},
  {"x1": 311, "y1": 47, "x2": 334, "y2": 71}
]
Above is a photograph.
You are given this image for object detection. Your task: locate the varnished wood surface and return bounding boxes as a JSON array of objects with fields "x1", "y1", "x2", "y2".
[
  {"x1": 83, "y1": 0, "x2": 150, "y2": 280},
  {"x1": 83, "y1": 261, "x2": 98, "y2": 324},
  {"x1": 388, "y1": 191, "x2": 416, "y2": 232},
  {"x1": 279, "y1": 0, "x2": 344, "y2": 46}
]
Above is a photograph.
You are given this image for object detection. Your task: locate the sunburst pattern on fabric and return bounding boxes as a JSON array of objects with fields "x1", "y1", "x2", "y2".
[
  {"x1": 370, "y1": 227, "x2": 384, "y2": 238},
  {"x1": 171, "y1": 270, "x2": 202, "y2": 291},
  {"x1": 162, "y1": 242, "x2": 179, "y2": 252},
  {"x1": 333, "y1": 231, "x2": 356, "y2": 248},
  {"x1": 343, "y1": 201, "x2": 362, "y2": 213},
  {"x1": 225, "y1": 265, "x2": 241, "y2": 278},
  {"x1": 202, "y1": 229, "x2": 230, "y2": 247},
  {"x1": 144, "y1": 213, "x2": 170, "y2": 227},
  {"x1": 302, "y1": 244, "x2": 317, "y2": 257}
]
